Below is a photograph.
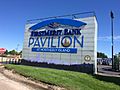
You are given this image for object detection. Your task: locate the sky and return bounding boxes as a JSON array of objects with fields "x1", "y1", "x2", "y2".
[{"x1": 0, "y1": 0, "x2": 120, "y2": 57}]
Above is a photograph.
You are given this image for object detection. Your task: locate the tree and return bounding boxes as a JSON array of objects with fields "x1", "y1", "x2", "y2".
[
  {"x1": 97, "y1": 52, "x2": 108, "y2": 58},
  {"x1": 19, "y1": 50, "x2": 22, "y2": 55},
  {"x1": 9, "y1": 50, "x2": 18, "y2": 55},
  {"x1": 114, "y1": 53, "x2": 120, "y2": 70},
  {"x1": 4, "y1": 50, "x2": 9, "y2": 55}
]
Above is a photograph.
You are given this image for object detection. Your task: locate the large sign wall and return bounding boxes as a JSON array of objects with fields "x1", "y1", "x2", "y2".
[{"x1": 22, "y1": 16, "x2": 98, "y2": 73}]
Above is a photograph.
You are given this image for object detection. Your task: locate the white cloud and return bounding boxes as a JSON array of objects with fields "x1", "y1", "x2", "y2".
[
  {"x1": 114, "y1": 36, "x2": 120, "y2": 40},
  {"x1": 98, "y1": 36, "x2": 120, "y2": 41}
]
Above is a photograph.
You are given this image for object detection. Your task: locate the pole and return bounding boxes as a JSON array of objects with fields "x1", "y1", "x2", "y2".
[{"x1": 110, "y1": 11, "x2": 114, "y2": 69}]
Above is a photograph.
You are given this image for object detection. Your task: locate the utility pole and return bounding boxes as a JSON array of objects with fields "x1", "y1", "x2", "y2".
[{"x1": 110, "y1": 11, "x2": 114, "y2": 69}]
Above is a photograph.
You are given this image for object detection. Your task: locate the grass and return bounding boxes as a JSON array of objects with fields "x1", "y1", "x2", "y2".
[{"x1": 4, "y1": 64, "x2": 120, "y2": 90}]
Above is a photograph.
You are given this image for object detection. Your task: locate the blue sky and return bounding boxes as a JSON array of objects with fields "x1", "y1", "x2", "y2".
[{"x1": 0, "y1": 0, "x2": 120, "y2": 57}]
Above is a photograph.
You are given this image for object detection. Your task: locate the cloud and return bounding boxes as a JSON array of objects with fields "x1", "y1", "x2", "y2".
[
  {"x1": 98, "y1": 36, "x2": 120, "y2": 41},
  {"x1": 114, "y1": 36, "x2": 120, "y2": 40}
]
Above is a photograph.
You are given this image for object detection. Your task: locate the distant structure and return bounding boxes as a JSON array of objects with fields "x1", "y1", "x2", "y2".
[
  {"x1": 0, "y1": 48, "x2": 6, "y2": 55},
  {"x1": 97, "y1": 58, "x2": 112, "y2": 65}
]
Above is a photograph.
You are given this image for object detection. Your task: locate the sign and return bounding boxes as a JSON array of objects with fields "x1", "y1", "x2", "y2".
[
  {"x1": 22, "y1": 16, "x2": 98, "y2": 74},
  {"x1": 28, "y1": 19, "x2": 86, "y2": 54},
  {"x1": 0, "y1": 48, "x2": 6, "y2": 54}
]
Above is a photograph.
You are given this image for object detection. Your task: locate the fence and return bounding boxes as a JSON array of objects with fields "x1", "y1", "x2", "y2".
[{"x1": 0, "y1": 57, "x2": 21, "y2": 64}]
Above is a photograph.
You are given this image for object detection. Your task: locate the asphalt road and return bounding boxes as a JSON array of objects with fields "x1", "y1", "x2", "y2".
[
  {"x1": 98, "y1": 65, "x2": 120, "y2": 77},
  {"x1": 0, "y1": 73, "x2": 34, "y2": 90}
]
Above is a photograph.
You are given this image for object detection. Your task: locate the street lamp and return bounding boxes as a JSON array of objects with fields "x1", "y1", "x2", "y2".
[{"x1": 110, "y1": 11, "x2": 114, "y2": 69}]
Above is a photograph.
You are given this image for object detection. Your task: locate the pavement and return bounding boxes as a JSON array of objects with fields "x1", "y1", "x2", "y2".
[{"x1": 97, "y1": 65, "x2": 120, "y2": 77}]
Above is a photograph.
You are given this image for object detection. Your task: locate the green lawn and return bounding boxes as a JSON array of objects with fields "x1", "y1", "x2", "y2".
[{"x1": 4, "y1": 64, "x2": 120, "y2": 90}]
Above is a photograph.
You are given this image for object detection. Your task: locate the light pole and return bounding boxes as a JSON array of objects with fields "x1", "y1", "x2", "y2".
[{"x1": 110, "y1": 11, "x2": 114, "y2": 69}]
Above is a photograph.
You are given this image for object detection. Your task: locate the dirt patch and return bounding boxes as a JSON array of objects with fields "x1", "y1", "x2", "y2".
[{"x1": 0, "y1": 65, "x2": 66, "y2": 90}]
